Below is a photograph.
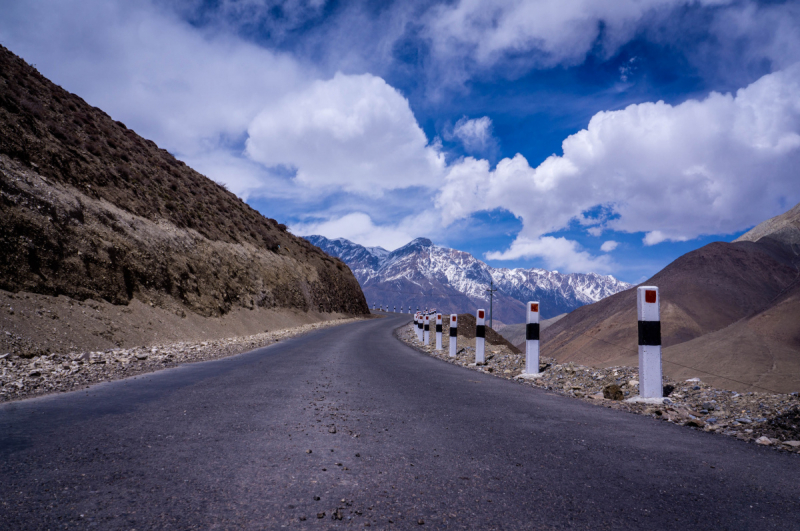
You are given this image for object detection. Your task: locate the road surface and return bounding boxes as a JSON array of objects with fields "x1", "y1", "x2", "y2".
[{"x1": 1, "y1": 313, "x2": 799, "y2": 529}]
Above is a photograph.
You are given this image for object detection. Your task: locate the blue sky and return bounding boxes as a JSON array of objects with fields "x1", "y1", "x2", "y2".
[{"x1": 2, "y1": 0, "x2": 800, "y2": 283}]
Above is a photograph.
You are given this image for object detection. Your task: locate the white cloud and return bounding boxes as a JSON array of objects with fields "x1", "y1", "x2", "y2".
[
  {"x1": 245, "y1": 72, "x2": 446, "y2": 196},
  {"x1": 451, "y1": 116, "x2": 494, "y2": 153},
  {"x1": 485, "y1": 236, "x2": 614, "y2": 273},
  {"x1": 0, "y1": 0, "x2": 307, "y2": 159},
  {"x1": 424, "y1": 0, "x2": 734, "y2": 73},
  {"x1": 600, "y1": 240, "x2": 619, "y2": 252},
  {"x1": 439, "y1": 64, "x2": 800, "y2": 257},
  {"x1": 291, "y1": 212, "x2": 435, "y2": 250}
]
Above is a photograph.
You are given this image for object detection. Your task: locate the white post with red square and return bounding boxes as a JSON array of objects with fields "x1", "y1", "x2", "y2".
[
  {"x1": 637, "y1": 286, "x2": 662, "y2": 399},
  {"x1": 423, "y1": 314, "x2": 430, "y2": 345},
  {"x1": 525, "y1": 301, "x2": 540, "y2": 374},
  {"x1": 449, "y1": 314, "x2": 458, "y2": 357},
  {"x1": 475, "y1": 309, "x2": 486, "y2": 364}
]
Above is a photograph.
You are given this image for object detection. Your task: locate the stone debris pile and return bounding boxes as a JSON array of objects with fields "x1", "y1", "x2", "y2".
[
  {"x1": 397, "y1": 322, "x2": 800, "y2": 454},
  {"x1": 0, "y1": 317, "x2": 362, "y2": 402}
]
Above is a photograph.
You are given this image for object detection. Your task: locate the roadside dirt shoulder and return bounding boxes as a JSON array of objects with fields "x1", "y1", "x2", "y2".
[{"x1": 1, "y1": 316, "x2": 364, "y2": 403}]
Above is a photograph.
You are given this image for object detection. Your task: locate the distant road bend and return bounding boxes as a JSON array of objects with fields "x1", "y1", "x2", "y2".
[{"x1": 1, "y1": 314, "x2": 799, "y2": 529}]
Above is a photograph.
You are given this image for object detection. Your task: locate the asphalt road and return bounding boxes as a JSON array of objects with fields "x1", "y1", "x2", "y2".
[{"x1": 1, "y1": 313, "x2": 799, "y2": 530}]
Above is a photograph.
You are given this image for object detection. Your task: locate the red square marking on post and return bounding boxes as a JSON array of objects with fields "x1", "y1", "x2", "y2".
[
  {"x1": 478, "y1": 310, "x2": 484, "y2": 319},
  {"x1": 645, "y1": 290, "x2": 657, "y2": 304},
  {"x1": 452, "y1": 316, "x2": 456, "y2": 322},
  {"x1": 531, "y1": 303, "x2": 539, "y2": 312},
  {"x1": 437, "y1": 314, "x2": 441, "y2": 319}
]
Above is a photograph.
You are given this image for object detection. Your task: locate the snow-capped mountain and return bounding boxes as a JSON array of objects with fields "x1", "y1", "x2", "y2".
[{"x1": 304, "y1": 235, "x2": 632, "y2": 323}]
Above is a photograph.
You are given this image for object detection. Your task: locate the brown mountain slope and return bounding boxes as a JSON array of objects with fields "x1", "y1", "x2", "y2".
[
  {"x1": 541, "y1": 227, "x2": 800, "y2": 391},
  {"x1": 0, "y1": 45, "x2": 368, "y2": 356},
  {"x1": 735, "y1": 201, "x2": 800, "y2": 247},
  {"x1": 602, "y1": 281, "x2": 800, "y2": 393},
  {"x1": 659, "y1": 281, "x2": 800, "y2": 393},
  {"x1": 494, "y1": 314, "x2": 566, "y2": 350}
]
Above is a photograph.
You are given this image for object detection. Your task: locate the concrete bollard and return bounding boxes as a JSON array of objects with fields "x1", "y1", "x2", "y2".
[
  {"x1": 637, "y1": 286, "x2": 662, "y2": 398},
  {"x1": 416, "y1": 313, "x2": 423, "y2": 342},
  {"x1": 435, "y1": 313, "x2": 443, "y2": 351},
  {"x1": 525, "y1": 301, "x2": 540, "y2": 374},
  {"x1": 423, "y1": 314, "x2": 430, "y2": 345},
  {"x1": 475, "y1": 309, "x2": 486, "y2": 364},
  {"x1": 449, "y1": 314, "x2": 458, "y2": 357}
]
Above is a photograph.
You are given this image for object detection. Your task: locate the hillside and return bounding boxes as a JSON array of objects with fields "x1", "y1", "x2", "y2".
[
  {"x1": 542, "y1": 204, "x2": 800, "y2": 393},
  {"x1": 495, "y1": 314, "x2": 567, "y2": 349},
  {"x1": 305, "y1": 235, "x2": 630, "y2": 323},
  {"x1": 0, "y1": 45, "x2": 368, "y2": 357}
]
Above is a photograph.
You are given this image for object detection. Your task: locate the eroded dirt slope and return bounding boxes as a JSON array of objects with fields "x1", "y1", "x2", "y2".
[{"x1": 0, "y1": 45, "x2": 368, "y2": 356}]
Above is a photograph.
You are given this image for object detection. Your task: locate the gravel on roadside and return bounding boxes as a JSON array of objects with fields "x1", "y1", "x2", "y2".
[
  {"x1": 396, "y1": 322, "x2": 800, "y2": 454},
  {"x1": 0, "y1": 317, "x2": 365, "y2": 403}
]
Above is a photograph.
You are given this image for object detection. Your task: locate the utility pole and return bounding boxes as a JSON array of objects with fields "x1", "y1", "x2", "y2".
[{"x1": 485, "y1": 279, "x2": 497, "y2": 329}]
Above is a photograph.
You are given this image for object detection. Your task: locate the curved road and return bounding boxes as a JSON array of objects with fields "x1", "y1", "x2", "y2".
[{"x1": 1, "y1": 314, "x2": 799, "y2": 529}]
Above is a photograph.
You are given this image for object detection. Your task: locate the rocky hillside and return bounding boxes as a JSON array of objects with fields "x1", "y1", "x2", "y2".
[
  {"x1": 0, "y1": 45, "x2": 368, "y2": 356},
  {"x1": 542, "y1": 201, "x2": 800, "y2": 393},
  {"x1": 305, "y1": 235, "x2": 630, "y2": 323}
]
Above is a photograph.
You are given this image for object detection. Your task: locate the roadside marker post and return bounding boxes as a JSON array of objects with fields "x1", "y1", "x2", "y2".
[
  {"x1": 423, "y1": 314, "x2": 431, "y2": 345},
  {"x1": 435, "y1": 313, "x2": 443, "y2": 351},
  {"x1": 449, "y1": 314, "x2": 458, "y2": 357},
  {"x1": 476, "y1": 309, "x2": 486, "y2": 364},
  {"x1": 416, "y1": 313, "x2": 423, "y2": 342},
  {"x1": 525, "y1": 302, "x2": 540, "y2": 374},
  {"x1": 637, "y1": 286, "x2": 663, "y2": 398},
  {"x1": 394, "y1": 306, "x2": 396, "y2": 313}
]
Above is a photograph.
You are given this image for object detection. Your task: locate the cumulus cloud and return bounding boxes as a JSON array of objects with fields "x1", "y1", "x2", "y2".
[
  {"x1": 439, "y1": 63, "x2": 800, "y2": 260},
  {"x1": 485, "y1": 236, "x2": 614, "y2": 273},
  {"x1": 245, "y1": 72, "x2": 446, "y2": 196},
  {"x1": 291, "y1": 211, "x2": 435, "y2": 250},
  {"x1": 450, "y1": 116, "x2": 495, "y2": 154},
  {"x1": 600, "y1": 240, "x2": 619, "y2": 252}
]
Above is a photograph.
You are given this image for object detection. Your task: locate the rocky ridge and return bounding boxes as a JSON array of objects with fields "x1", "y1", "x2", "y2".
[
  {"x1": 306, "y1": 235, "x2": 630, "y2": 323},
  {"x1": 397, "y1": 322, "x2": 800, "y2": 453}
]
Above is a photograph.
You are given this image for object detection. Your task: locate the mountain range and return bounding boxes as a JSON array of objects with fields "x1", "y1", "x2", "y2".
[{"x1": 304, "y1": 235, "x2": 631, "y2": 324}]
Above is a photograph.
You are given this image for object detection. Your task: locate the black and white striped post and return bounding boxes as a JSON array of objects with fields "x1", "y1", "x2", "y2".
[
  {"x1": 637, "y1": 286, "x2": 662, "y2": 398},
  {"x1": 416, "y1": 313, "x2": 423, "y2": 342},
  {"x1": 475, "y1": 309, "x2": 486, "y2": 364},
  {"x1": 525, "y1": 301, "x2": 540, "y2": 374},
  {"x1": 394, "y1": 305, "x2": 396, "y2": 313},
  {"x1": 423, "y1": 314, "x2": 431, "y2": 345},
  {"x1": 435, "y1": 313, "x2": 443, "y2": 351},
  {"x1": 449, "y1": 314, "x2": 458, "y2": 357}
]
